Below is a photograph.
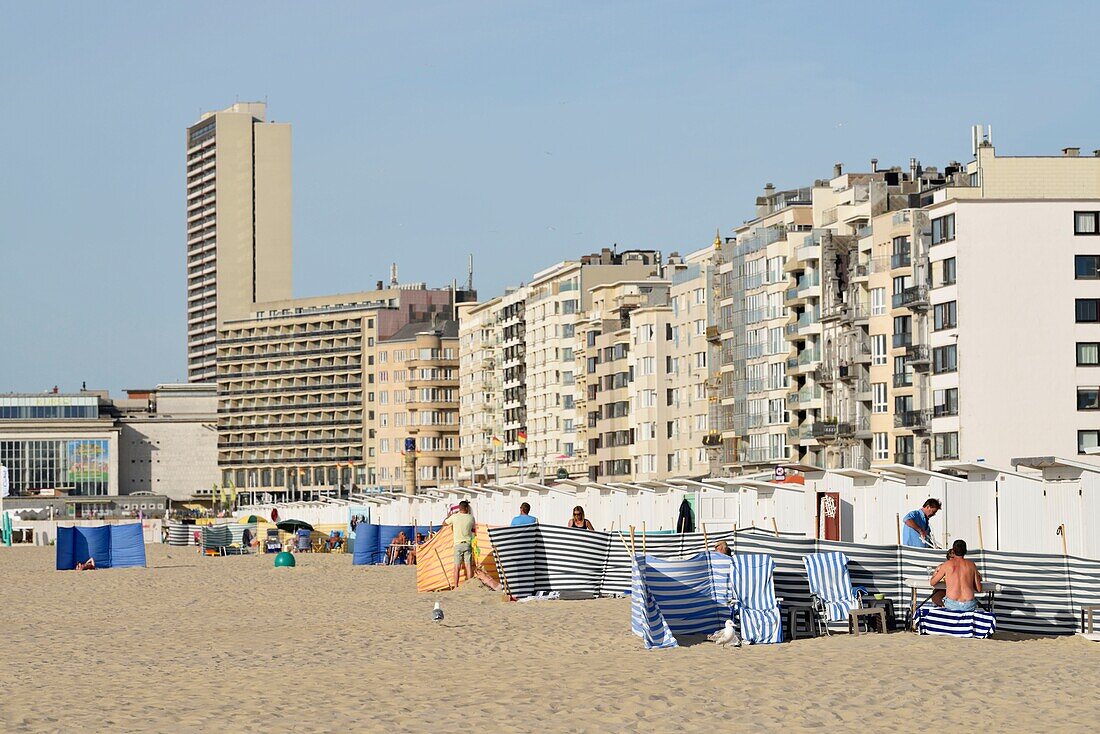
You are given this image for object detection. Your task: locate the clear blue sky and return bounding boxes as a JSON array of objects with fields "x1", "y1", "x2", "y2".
[{"x1": 2, "y1": 1, "x2": 1099, "y2": 394}]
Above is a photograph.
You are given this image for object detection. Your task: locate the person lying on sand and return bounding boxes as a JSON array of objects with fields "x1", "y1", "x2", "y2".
[{"x1": 76, "y1": 557, "x2": 96, "y2": 571}]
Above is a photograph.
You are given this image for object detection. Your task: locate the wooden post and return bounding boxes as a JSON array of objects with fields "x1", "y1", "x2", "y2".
[
  {"x1": 771, "y1": 518, "x2": 780, "y2": 538},
  {"x1": 895, "y1": 513, "x2": 901, "y2": 545},
  {"x1": 433, "y1": 547, "x2": 452, "y2": 591},
  {"x1": 977, "y1": 515, "x2": 985, "y2": 550},
  {"x1": 702, "y1": 522, "x2": 710, "y2": 553},
  {"x1": 1060, "y1": 524, "x2": 1068, "y2": 556},
  {"x1": 641, "y1": 522, "x2": 648, "y2": 555},
  {"x1": 629, "y1": 525, "x2": 637, "y2": 556},
  {"x1": 493, "y1": 549, "x2": 512, "y2": 599},
  {"x1": 614, "y1": 530, "x2": 633, "y2": 556}
]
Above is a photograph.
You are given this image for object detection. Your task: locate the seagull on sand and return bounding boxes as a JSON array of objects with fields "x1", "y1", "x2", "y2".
[
  {"x1": 432, "y1": 601, "x2": 444, "y2": 622},
  {"x1": 710, "y1": 620, "x2": 740, "y2": 647}
]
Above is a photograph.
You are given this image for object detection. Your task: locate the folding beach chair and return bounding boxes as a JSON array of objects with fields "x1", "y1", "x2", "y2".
[
  {"x1": 802, "y1": 551, "x2": 865, "y2": 636},
  {"x1": 729, "y1": 553, "x2": 783, "y2": 644}
]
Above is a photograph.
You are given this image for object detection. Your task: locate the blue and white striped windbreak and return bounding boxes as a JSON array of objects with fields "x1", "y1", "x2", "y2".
[
  {"x1": 631, "y1": 552, "x2": 734, "y2": 649},
  {"x1": 731, "y1": 553, "x2": 783, "y2": 644},
  {"x1": 914, "y1": 606, "x2": 997, "y2": 638},
  {"x1": 803, "y1": 551, "x2": 859, "y2": 621}
]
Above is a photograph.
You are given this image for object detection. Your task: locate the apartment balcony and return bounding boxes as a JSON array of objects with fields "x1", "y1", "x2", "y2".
[
  {"x1": 890, "y1": 251, "x2": 913, "y2": 270},
  {"x1": 892, "y1": 372, "x2": 913, "y2": 389},
  {"x1": 892, "y1": 285, "x2": 930, "y2": 310},
  {"x1": 836, "y1": 421, "x2": 855, "y2": 438},
  {"x1": 820, "y1": 303, "x2": 846, "y2": 323},
  {"x1": 852, "y1": 262, "x2": 871, "y2": 282},
  {"x1": 797, "y1": 312, "x2": 821, "y2": 336},
  {"x1": 811, "y1": 422, "x2": 838, "y2": 441},
  {"x1": 850, "y1": 303, "x2": 870, "y2": 324},
  {"x1": 894, "y1": 409, "x2": 931, "y2": 433},
  {"x1": 815, "y1": 367, "x2": 835, "y2": 385},
  {"x1": 790, "y1": 384, "x2": 823, "y2": 408},
  {"x1": 907, "y1": 344, "x2": 931, "y2": 370},
  {"x1": 855, "y1": 379, "x2": 872, "y2": 401},
  {"x1": 796, "y1": 349, "x2": 821, "y2": 372},
  {"x1": 896, "y1": 451, "x2": 915, "y2": 466},
  {"x1": 892, "y1": 332, "x2": 913, "y2": 349},
  {"x1": 786, "y1": 357, "x2": 800, "y2": 376},
  {"x1": 705, "y1": 326, "x2": 721, "y2": 344},
  {"x1": 853, "y1": 338, "x2": 872, "y2": 363},
  {"x1": 836, "y1": 363, "x2": 854, "y2": 382}
]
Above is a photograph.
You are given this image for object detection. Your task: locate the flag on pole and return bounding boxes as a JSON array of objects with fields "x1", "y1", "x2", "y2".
[
  {"x1": 517, "y1": 429, "x2": 527, "y2": 444},
  {"x1": 491, "y1": 435, "x2": 503, "y2": 446}
]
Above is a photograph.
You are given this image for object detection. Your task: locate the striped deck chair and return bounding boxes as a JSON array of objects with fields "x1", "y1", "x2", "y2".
[
  {"x1": 914, "y1": 606, "x2": 996, "y2": 639},
  {"x1": 803, "y1": 552, "x2": 864, "y2": 636},
  {"x1": 730, "y1": 553, "x2": 783, "y2": 644}
]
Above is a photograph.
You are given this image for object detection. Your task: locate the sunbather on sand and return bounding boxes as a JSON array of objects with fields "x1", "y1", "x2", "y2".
[{"x1": 76, "y1": 557, "x2": 96, "y2": 571}]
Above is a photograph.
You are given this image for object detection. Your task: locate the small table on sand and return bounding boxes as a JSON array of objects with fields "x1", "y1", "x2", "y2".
[{"x1": 903, "y1": 576, "x2": 1005, "y2": 630}]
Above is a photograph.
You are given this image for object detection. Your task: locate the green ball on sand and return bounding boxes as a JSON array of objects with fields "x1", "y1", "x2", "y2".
[{"x1": 274, "y1": 551, "x2": 296, "y2": 568}]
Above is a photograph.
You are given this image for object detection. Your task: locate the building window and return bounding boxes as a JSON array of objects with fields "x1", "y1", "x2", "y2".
[
  {"x1": 893, "y1": 355, "x2": 912, "y2": 387},
  {"x1": 1077, "y1": 299, "x2": 1100, "y2": 323},
  {"x1": 933, "y1": 388, "x2": 959, "y2": 417},
  {"x1": 1078, "y1": 342, "x2": 1100, "y2": 366},
  {"x1": 873, "y1": 432, "x2": 889, "y2": 460},
  {"x1": 1074, "y1": 211, "x2": 1100, "y2": 235},
  {"x1": 941, "y1": 257, "x2": 957, "y2": 286},
  {"x1": 1078, "y1": 387, "x2": 1100, "y2": 410},
  {"x1": 872, "y1": 383, "x2": 887, "y2": 413},
  {"x1": 934, "y1": 432, "x2": 959, "y2": 460},
  {"x1": 892, "y1": 315, "x2": 912, "y2": 348},
  {"x1": 872, "y1": 335, "x2": 887, "y2": 365},
  {"x1": 895, "y1": 435, "x2": 914, "y2": 465},
  {"x1": 932, "y1": 345, "x2": 958, "y2": 374},
  {"x1": 1076, "y1": 255, "x2": 1100, "y2": 279},
  {"x1": 1078, "y1": 429, "x2": 1100, "y2": 454},
  {"x1": 871, "y1": 288, "x2": 886, "y2": 316},
  {"x1": 931, "y1": 213, "x2": 956, "y2": 245},
  {"x1": 934, "y1": 301, "x2": 957, "y2": 331}
]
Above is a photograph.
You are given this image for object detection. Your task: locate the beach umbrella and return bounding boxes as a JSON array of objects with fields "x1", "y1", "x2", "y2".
[
  {"x1": 276, "y1": 519, "x2": 314, "y2": 533},
  {"x1": 238, "y1": 515, "x2": 267, "y2": 524}
]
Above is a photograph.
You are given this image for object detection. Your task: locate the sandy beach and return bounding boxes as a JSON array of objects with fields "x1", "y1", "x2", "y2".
[{"x1": 1, "y1": 545, "x2": 1095, "y2": 733}]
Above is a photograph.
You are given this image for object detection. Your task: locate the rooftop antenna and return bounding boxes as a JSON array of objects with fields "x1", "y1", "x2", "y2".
[
  {"x1": 390, "y1": 263, "x2": 399, "y2": 287},
  {"x1": 466, "y1": 254, "x2": 474, "y2": 292}
]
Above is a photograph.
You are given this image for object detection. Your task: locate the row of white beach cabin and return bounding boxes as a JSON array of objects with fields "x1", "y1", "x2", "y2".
[{"x1": 239, "y1": 456, "x2": 1100, "y2": 559}]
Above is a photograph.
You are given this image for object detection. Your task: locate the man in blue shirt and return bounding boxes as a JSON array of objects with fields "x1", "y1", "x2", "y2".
[
  {"x1": 510, "y1": 502, "x2": 537, "y2": 526},
  {"x1": 902, "y1": 498, "x2": 942, "y2": 547}
]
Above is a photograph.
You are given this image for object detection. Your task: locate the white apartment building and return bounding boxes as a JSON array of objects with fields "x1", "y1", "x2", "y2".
[
  {"x1": 777, "y1": 135, "x2": 1100, "y2": 471},
  {"x1": 525, "y1": 249, "x2": 660, "y2": 479},
  {"x1": 458, "y1": 286, "x2": 528, "y2": 483},
  {"x1": 186, "y1": 102, "x2": 292, "y2": 382}
]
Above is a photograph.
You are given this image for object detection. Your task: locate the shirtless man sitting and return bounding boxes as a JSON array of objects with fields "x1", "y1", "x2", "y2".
[{"x1": 929, "y1": 539, "x2": 982, "y2": 612}]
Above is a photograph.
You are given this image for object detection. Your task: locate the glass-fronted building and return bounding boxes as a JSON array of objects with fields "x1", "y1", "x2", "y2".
[{"x1": 0, "y1": 395, "x2": 119, "y2": 497}]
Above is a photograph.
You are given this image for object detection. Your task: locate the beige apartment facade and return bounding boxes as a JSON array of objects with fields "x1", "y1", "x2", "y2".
[
  {"x1": 375, "y1": 321, "x2": 460, "y2": 493},
  {"x1": 186, "y1": 102, "x2": 292, "y2": 382},
  {"x1": 578, "y1": 280, "x2": 671, "y2": 481}
]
